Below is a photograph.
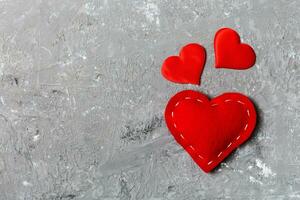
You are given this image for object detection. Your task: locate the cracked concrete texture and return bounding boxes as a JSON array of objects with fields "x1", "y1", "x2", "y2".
[{"x1": 0, "y1": 0, "x2": 299, "y2": 199}]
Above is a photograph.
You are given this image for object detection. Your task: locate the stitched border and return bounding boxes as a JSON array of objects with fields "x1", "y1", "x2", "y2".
[{"x1": 170, "y1": 97, "x2": 251, "y2": 166}]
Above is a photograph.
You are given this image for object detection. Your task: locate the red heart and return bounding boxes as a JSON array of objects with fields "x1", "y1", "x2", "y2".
[
  {"x1": 165, "y1": 90, "x2": 257, "y2": 172},
  {"x1": 161, "y1": 43, "x2": 206, "y2": 85},
  {"x1": 214, "y1": 28, "x2": 256, "y2": 70}
]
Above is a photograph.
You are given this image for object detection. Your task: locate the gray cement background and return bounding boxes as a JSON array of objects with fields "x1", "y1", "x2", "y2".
[{"x1": 0, "y1": 0, "x2": 299, "y2": 199}]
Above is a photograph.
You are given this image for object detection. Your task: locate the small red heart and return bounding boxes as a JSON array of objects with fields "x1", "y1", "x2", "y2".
[
  {"x1": 214, "y1": 28, "x2": 256, "y2": 70},
  {"x1": 165, "y1": 90, "x2": 257, "y2": 173},
  {"x1": 161, "y1": 43, "x2": 206, "y2": 85}
]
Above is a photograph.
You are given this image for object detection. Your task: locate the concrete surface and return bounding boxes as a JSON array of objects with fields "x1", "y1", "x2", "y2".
[{"x1": 0, "y1": 0, "x2": 299, "y2": 199}]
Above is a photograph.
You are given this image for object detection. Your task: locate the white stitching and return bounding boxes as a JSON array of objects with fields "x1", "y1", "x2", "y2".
[
  {"x1": 198, "y1": 154, "x2": 204, "y2": 159},
  {"x1": 189, "y1": 145, "x2": 195, "y2": 151},
  {"x1": 237, "y1": 100, "x2": 245, "y2": 105},
  {"x1": 170, "y1": 97, "x2": 251, "y2": 166},
  {"x1": 244, "y1": 124, "x2": 248, "y2": 131},
  {"x1": 187, "y1": 141, "x2": 204, "y2": 159},
  {"x1": 227, "y1": 142, "x2": 232, "y2": 148}
]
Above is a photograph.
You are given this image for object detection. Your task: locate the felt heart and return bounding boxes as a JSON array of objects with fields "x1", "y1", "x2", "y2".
[
  {"x1": 165, "y1": 90, "x2": 257, "y2": 172},
  {"x1": 214, "y1": 28, "x2": 256, "y2": 69},
  {"x1": 161, "y1": 43, "x2": 206, "y2": 85}
]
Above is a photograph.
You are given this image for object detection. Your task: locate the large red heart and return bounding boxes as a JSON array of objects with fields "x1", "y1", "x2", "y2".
[
  {"x1": 165, "y1": 90, "x2": 257, "y2": 172},
  {"x1": 214, "y1": 28, "x2": 256, "y2": 70},
  {"x1": 161, "y1": 43, "x2": 206, "y2": 85}
]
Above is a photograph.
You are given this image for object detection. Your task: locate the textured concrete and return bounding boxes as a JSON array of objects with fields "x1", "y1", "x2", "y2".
[{"x1": 0, "y1": 0, "x2": 299, "y2": 199}]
